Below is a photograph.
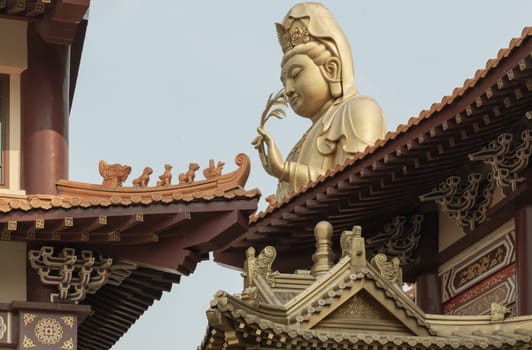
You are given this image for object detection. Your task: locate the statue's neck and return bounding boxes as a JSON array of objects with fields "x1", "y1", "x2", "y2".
[{"x1": 310, "y1": 99, "x2": 336, "y2": 125}]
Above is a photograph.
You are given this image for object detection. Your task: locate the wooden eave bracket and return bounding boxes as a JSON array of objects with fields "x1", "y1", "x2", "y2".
[{"x1": 35, "y1": 0, "x2": 89, "y2": 45}]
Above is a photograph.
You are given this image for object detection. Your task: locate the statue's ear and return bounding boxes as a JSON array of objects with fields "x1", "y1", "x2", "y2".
[
  {"x1": 321, "y1": 57, "x2": 342, "y2": 97},
  {"x1": 322, "y1": 57, "x2": 341, "y2": 82}
]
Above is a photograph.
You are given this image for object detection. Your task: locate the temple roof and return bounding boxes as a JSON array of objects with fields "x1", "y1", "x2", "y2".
[
  {"x1": 0, "y1": 0, "x2": 89, "y2": 44},
  {"x1": 214, "y1": 26, "x2": 532, "y2": 272},
  {"x1": 199, "y1": 225, "x2": 532, "y2": 350},
  {"x1": 0, "y1": 154, "x2": 260, "y2": 350}
]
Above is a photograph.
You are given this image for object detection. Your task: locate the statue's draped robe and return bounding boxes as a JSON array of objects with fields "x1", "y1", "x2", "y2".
[{"x1": 276, "y1": 95, "x2": 386, "y2": 200}]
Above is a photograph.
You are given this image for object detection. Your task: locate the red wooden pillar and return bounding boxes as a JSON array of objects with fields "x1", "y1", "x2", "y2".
[
  {"x1": 21, "y1": 24, "x2": 69, "y2": 194},
  {"x1": 516, "y1": 204, "x2": 532, "y2": 315},
  {"x1": 414, "y1": 212, "x2": 443, "y2": 314}
]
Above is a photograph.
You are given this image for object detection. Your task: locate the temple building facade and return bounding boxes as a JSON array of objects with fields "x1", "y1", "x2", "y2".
[
  {"x1": 0, "y1": 2, "x2": 261, "y2": 350},
  {"x1": 0, "y1": 1, "x2": 531, "y2": 350},
  {"x1": 207, "y1": 24, "x2": 532, "y2": 349}
]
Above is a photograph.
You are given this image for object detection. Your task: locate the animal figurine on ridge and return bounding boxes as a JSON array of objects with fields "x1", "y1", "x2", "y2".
[
  {"x1": 203, "y1": 160, "x2": 225, "y2": 179},
  {"x1": 178, "y1": 163, "x2": 200, "y2": 184},
  {"x1": 132, "y1": 167, "x2": 153, "y2": 187},
  {"x1": 157, "y1": 164, "x2": 173, "y2": 186},
  {"x1": 99, "y1": 160, "x2": 132, "y2": 187}
]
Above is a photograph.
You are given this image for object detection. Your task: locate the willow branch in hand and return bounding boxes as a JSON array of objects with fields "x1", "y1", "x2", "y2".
[{"x1": 260, "y1": 89, "x2": 288, "y2": 129}]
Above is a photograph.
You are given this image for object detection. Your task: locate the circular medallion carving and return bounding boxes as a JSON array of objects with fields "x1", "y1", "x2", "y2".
[{"x1": 34, "y1": 318, "x2": 63, "y2": 345}]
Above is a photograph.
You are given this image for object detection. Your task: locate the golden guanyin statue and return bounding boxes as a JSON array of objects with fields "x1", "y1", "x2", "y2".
[{"x1": 252, "y1": 2, "x2": 387, "y2": 201}]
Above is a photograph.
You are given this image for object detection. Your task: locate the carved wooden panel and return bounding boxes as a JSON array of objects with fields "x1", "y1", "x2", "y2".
[
  {"x1": 443, "y1": 263, "x2": 516, "y2": 315},
  {"x1": 440, "y1": 232, "x2": 515, "y2": 302},
  {"x1": 19, "y1": 312, "x2": 77, "y2": 350}
]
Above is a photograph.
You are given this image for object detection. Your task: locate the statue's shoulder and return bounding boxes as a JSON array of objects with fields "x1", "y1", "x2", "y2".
[
  {"x1": 342, "y1": 95, "x2": 384, "y2": 121},
  {"x1": 326, "y1": 94, "x2": 387, "y2": 152}
]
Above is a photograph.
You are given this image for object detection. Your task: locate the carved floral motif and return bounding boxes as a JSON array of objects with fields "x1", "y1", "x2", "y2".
[
  {"x1": 34, "y1": 318, "x2": 63, "y2": 345},
  {"x1": 61, "y1": 316, "x2": 74, "y2": 328},
  {"x1": 60, "y1": 338, "x2": 74, "y2": 350},
  {"x1": 23, "y1": 313, "x2": 37, "y2": 326},
  {"x1": 23, "y1": 335, "x2": 36, "y2": 348}
]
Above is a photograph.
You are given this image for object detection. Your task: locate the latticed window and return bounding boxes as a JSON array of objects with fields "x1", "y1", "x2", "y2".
[{"x1": 0, "y1": 74, "x2": 8, "y2": 186}]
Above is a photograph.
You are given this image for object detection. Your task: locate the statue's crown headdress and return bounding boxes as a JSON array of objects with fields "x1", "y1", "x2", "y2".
[{"x1": 276, "y1": 19, "x2": 313, "y2": 54}]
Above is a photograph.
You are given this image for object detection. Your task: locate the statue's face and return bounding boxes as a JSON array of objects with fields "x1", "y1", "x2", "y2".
[{"x1": 281, "y1": 54, "x2": 331, "y2": 119}]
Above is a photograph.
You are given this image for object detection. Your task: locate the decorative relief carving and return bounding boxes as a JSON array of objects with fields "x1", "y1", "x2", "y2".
[
  {"x1": 60, "y1": 316, "x2": 74, "y2": 328},
  {"x1": 0, "y1": 315, "x2": 6, "y2": 340},
  {"x1": 24, "y1": 313, "x2": 37, "y2": 326},
  {"x1": 452, "y1": 279, "x2": 515, "y2": 316},
  {"x1": 34, "y1": 318, "x2": 63, "y2": 345},
  {"x1": 178, "y1": 163, "x2": 200, "y2": 184},
  {"x1": 243, "y1": 246, "x2": 277, "y2": 288},
  {"x1": 60, "y1": 337, "x2": 74, "y2": 350},
  {"x1": 469, "y1": 129, "x2": 532, "y2": 191},
  {"x1": 370, "y1": 254, "x2": 402, "y2": 287},
  {"x1": 23, "y1": 335, "x2": 36, "y2": 348},
  {"x1": 441, "y1": 234, "x2": 515, "y2": 302},
  {"x1": 98, "y1": 160, "x2": 131, "y2": 187},
  {"x1": 325, "y1": 291, "x2": 392, "y2": 320},
  {"x1": 156, "y1": 164, "x2": 173, "y2": 186},
  {"x1": 240, "y1": 246, "x2": 278, "y2": 305},
  {"x1": 419, "y1": 173, "x2": 494, "y2": 231},
  {"x1": 132, "y1": 167, "x2": 153, "y2": 187},
  {"x1": 203, "y1": 160, "x2": 225, "y2": 180},
  {"x1": 453, "y1": 246, "x2": 507, "y2": 290},
  {"x1": 28, "y1": 247, "x2": 137, "y2": 303},
  {"x1": 443, "y1": 263, "x2": 516, "y2": 314},
  {"x1": 365, "y1": 215, "x2": 423, "y2": 266},
  {"x1": 340, "y1": 225, "x2": 366, "y2": 268},
  {"x1": 490, "y1": 302, "x2": 511, "y2": 321}
]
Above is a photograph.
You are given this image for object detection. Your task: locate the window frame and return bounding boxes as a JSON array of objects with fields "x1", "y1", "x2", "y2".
[{"x1": 0, "y1": 73, "x2": 9, "y2": 187}]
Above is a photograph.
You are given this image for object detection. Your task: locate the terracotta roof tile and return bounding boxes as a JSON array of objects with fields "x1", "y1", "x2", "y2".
[
  {"x1": 0, "y1": 188, "x2": 260, "y2": 214},
  {"x1": 251, "y1": 26, "x2": 532, "y2": 222}
]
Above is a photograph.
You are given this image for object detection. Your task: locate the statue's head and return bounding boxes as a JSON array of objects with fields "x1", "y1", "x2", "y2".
[{"x1": 276, "y1": 3, "x2": 356, "y2": 119}]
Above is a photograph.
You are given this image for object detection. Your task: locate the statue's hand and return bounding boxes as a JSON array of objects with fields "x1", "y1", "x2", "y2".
[{"x1": 252, "y1": 128, "x2": 284, "y2": 178}]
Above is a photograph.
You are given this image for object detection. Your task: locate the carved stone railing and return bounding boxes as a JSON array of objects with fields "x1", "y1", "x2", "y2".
[
  {"x1": 28, "y1": 247, "x2": 137, "y2": 303},
  {"x1": 419, "y1": 173, "x2": 494, "y2": 231},
  {"x1": 469, "y1": 129, "x2": 532, "y2": 192}
]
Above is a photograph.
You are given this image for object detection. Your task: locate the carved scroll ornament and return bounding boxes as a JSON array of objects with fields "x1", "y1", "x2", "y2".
[
  {"x1": 28, "y1": 247, "x2": 137, "y2": 303},
  {"x1": 243, "y1": 246, "x2": 277, "y2": 288},
  {"x1": 365, "y1": 215, "x2": 424, "y2": 266},
  {"x1": 370, "y1": 254, "x2": 403, "y2": 287},
  {"x1": 469, "y1": 130, "x2": 532, "y2": 192},
  {"x1": 420, "y1": 173, "x2": 494, "y2": 231}
]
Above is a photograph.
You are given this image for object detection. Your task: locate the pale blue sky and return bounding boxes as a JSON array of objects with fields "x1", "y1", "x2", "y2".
[{"x1": 69, "y1": 1, "x2": 532, "y2": 348}]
